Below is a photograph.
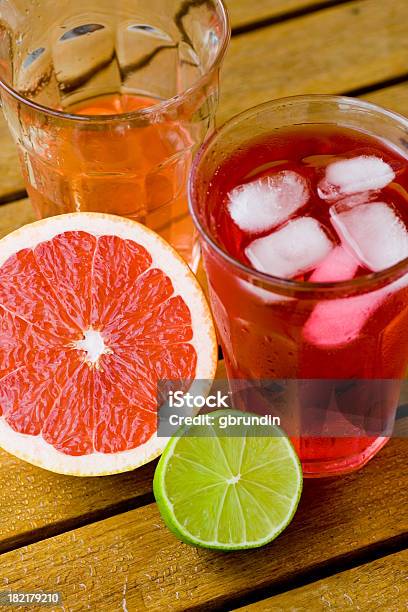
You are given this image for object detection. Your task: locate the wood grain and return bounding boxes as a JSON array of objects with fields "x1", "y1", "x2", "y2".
[
  {"x1": 0, "y1": 450, "x2": 156, "y2": 554},
  {"x1": 0, "y1": 199, "x2": 35, "y2": 238},
  {"x1": 0, "y1": 438, "x2": 406, "y2": 611},
  {"x1": 237, "y1": 549, "x2": 408, "y2": 611},
  {"x1": 0, "y1": 3, "x2": 407, "y2": 608},
  {"x1": 363, "y1": 82, "x2": 408, "y2": 117},
  {"x1": 229, "y1": 0, "x2": 340, "y2": 30},
  {"x1": 219, "y1": 0, "x2": 408, "y2": 122}
]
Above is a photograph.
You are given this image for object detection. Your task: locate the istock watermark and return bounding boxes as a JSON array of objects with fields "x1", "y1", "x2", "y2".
[
  {"x1": 168, "y1": 389, "x2": 230, "y2": 409},
  {"x1": 157, "y1": 379, "x2": 284, "y2": 437},
  {"x1": 157, "y1": 378, "x2": 408, "y2": 438}
]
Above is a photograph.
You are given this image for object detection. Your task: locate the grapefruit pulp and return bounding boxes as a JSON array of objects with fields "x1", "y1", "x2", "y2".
[{"x1": 0, "y1": 213, "x2": 216, "y2": 475}]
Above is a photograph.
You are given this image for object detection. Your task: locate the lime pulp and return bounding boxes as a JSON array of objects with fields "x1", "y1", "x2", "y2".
[{"x1": 153, "y1": 410, "x2": 303, "y2": 550}]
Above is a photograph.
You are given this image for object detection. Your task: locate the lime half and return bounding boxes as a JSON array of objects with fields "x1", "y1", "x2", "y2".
[{"x1": 153, "y1": 410, "x2": 303, "y2": 550}]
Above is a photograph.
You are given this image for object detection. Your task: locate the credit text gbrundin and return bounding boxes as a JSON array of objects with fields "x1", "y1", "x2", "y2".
[
  {"x1": 169, "y1": 412, "x2": 281, "y2": 429},
  {"x1": 166, "y1": 390, "x2": 281, "y2": 429}
]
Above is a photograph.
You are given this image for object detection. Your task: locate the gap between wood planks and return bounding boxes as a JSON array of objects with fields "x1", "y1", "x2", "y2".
[
  {"x1": 206, "y1": 535, "x2": 408, "y2": 611},
  {"x1": 234, "y1": 548, "x2": 408, "y2": 611},
  {"x1": 0, "y1": 491, "x2": 154, "y2": 557},
  {"x1": 0, "y1": 190, "x2": 27, "y2": 206},
  {"x1": 231, "y1": 0, "x2": 356, "y2": 36},
  {"x1": 344, "y1": 72, "x2": 408, "y2": 98}
]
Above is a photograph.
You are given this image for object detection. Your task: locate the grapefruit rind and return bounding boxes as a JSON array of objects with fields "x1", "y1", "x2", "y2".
[{"x1": 0, "y1": 213, "x2": 217, "y2": 476}]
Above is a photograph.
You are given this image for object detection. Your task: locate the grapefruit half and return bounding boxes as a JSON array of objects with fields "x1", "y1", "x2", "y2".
[{"x1": 0, "y1": 213, "x2": 217, "y2": 476}]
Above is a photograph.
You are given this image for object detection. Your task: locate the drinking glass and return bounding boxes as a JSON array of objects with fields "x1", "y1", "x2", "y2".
[
  {"x1": 189, "y1": 95, "x2": 408, "y2": 477},
  {"x1": 0, "y1": 0, "x2": 230, "y2": 268}
]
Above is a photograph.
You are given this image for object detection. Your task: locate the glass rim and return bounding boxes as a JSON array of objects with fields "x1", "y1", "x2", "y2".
[
  {"x1": 0, "y1": 0, "x2": 230, "y2": 123},
  {"x1": 189, "y1": 93, "x2": 408, "y2": 296}
]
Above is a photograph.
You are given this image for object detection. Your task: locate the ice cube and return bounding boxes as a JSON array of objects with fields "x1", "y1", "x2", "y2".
[
  {"x1": 304, "y1": 246, "x2": 367, "y2": 346},
  {"x1": 331, "y1": 202, "x2": 408, "y2": 271},
  {"x1": 303, "y1": 292, "x2": 382, "y2": 347},
  {"x1": 310, "y1": 246, "x2": 359, "y2": 282},
  {"x1": 304, "y1": 244, "x2": 408, "y2": 348},
  {"x1": 245, "y1": 217, "x2": 333, "y2": 278},
  {"x1": 228, "y1": 170, "x2": 309, "y2": 233},
  {"x1": 318, "y1": 156, "x2": 395, "y2": 201},
  {"x1": 331, "y1": 192, "x2": 377, "y2": 211}
]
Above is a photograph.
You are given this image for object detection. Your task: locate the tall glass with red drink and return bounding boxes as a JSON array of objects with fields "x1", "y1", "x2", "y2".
[{"x1": 189, "y1": 96, "x2": 408, "y2": 477}]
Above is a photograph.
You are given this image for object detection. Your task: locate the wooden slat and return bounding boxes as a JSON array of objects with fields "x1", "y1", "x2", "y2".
[
  {"x1": 0, "y1": 199, "x2": 35, "y2": 238},
  {"x1": 0, "y1": 438, "x2": 406, "y2": 611},
  {"x1": 363, "y1": 82, "x2": 408, "y2": 117},
  {"x1": 237, "y1": 549, "x2": 408, "y2": 611},
  {"x1": 0, "y1": 450, "x2": 155, "y2": 553},
  {"x1": 229, "y1": 0, "x2": 339, "y2": 30},
  {"x1": 219, "y1": 0, "x2": 408, "y2": 122}
]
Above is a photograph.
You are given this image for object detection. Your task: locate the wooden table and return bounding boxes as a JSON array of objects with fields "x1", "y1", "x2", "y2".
[{"x1": 1, "y1": 1, "x2": 408, "y2": 609}]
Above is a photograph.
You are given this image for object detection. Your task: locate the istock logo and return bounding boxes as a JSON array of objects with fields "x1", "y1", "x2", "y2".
[{"x1": 168, "y1": 390, "x2": 231, "y2": 409}]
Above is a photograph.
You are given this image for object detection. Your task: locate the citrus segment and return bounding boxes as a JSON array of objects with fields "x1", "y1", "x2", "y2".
[
  {"x1": 0, "y1": 347, "x2": 77, "y2": 436},
  {"x1": 35, "y1": 231, "x2": 97, "y2": 331},
  {"x1": 90, "y1": 234, "x2": 153, "y2": 328},
  {"x1": 153, "y1": 411, "x2": 303, "y2": 550},
  {"x1": 0, "y1": 213, "x2": 216, "y2": 475},
  {"x1": 42, "y1": 362, "x2": 95, "y2": 456},
  {"x1": 0, "y1": 248, "x2": 78, "y2": 338}
]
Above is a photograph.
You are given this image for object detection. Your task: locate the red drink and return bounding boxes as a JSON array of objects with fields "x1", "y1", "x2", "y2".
[{"x1": 190, "y1": 97, "x2": 408, "y2": 477}]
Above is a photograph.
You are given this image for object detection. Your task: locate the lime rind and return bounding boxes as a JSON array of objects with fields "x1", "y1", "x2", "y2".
[{"x1": 153, "y1": 410, "x2": 303, "y2": 550}]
